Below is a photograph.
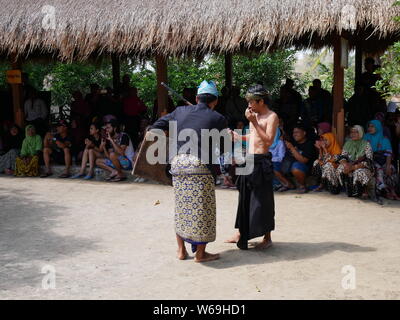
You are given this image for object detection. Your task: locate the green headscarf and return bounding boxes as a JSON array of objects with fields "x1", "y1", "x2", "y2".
[
  {"x1": 343, "y1": 125, "x2": 369, "y2": 161},
  {"x1": 20, "y1": 125, "x2": 42, "y2": 157}
]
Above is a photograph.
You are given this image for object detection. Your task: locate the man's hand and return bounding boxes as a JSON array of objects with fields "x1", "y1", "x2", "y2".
[
  {"x1": 285, "y1": 141, "x2": 294, "y2": 151},
  {"x1": 343, "y1": 162, "x2": 352, "y2": 174},
  {"x1": 229, "y1": 129, "x2": 241, "y2": 142},
  {"x1": 55, "y1": 140, "x2": 63, "y2": 148},
  {"x1": 245, "y1": 108, "x2": 257, "y2": 123},
  {"x1": 106, "y1": 132, "x2": 113, "y2": 142}
]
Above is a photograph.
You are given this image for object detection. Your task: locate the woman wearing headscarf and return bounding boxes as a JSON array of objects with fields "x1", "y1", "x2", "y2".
[
  {"x1": 336, "y1": 125, "x2": 374, "y2": 198},
  {"x1": 317, "y1": 122, "x2": 332, "y2": 136},
  {"x1": 374, "y1": 112, "x2": 392, "y2": 140},
  {"x1": 0, "y1": 124, "x2": 23, "y2": 175},
  {"x1": 15, "y1": 125, "x2": 43, "y2": 177},
  {"x1": 364, "y1": 120, "x2": 400, "y2": 200},
  {"x1": 312, "y1": 132, "x2": 342, "y2": 194}
]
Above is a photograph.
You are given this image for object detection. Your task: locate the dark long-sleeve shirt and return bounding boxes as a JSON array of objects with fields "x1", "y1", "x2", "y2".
[{"x1": 151, "y1": 103, "x2": 228, "y2": 169}]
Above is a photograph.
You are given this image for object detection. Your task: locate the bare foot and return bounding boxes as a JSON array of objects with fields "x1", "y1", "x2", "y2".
[
  {"x1": 177, "y1": 250, "x2": 188, "y2": 260},
  {"x1": 224, "y1": 232, "x2": 240, "y2": 243},
  {"x1": 255, "y1": 239, "x2": 273, "y2": 250},
  {"x1": 194, "y1": 252, "x2": 220, "y2": 263}
]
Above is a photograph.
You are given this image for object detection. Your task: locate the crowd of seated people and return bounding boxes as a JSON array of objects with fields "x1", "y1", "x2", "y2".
[
  {"x1": 1, "y1": 59, "x2": 400, "y2": 198},
  {"x1": 219, "y1": 58, "x2": 400, "y2": 202}
]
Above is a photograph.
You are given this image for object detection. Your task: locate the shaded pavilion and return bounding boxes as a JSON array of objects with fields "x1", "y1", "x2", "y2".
[{"x1": 1, "y1": 0, "x2": 400, "y2": 144}]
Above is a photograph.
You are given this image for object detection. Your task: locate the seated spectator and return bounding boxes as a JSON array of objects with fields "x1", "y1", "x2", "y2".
[
  {"x1": 71, "y1": 122, "x2": 103, "y2": 180},
  {"x1": 0, "y1": 124, "x2": 23, "y2": 175},
  {"x1": 364, "y1": 120, "x2": 400, "y2": 200},
  {"x1": 278, "y1": 125, "x2": 317, "y2": 193},
  {"x1": 374, "y1": 112, "x2": 392, "y2": 140},
  {"x1": 312, "y1": 133, "x2": 342, "y2": 194},
  {"x1": 41, "y1": 120, "x2": 73, "y2": 178},
  {"x1": 317, "y1": 122, "x2": 332, "y2": 136},
  {"x1": 96, "y1": 119, "x2": 135, "y2": 182},
  {"x1": 336, "y1": 125, "x2": 374, "y2": 199},
  {"x1": 15, "y1": 125, "x2": 43, "y2": 177}
]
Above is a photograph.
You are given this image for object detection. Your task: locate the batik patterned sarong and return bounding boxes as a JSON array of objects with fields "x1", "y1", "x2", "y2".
[{"x1": 171, "y1": 154, "x2": 216, "y2": 247}]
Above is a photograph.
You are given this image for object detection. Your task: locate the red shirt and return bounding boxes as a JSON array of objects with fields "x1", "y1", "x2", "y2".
[{"x1": 123, "y1": 96, "x2": 147, "y2": 117}]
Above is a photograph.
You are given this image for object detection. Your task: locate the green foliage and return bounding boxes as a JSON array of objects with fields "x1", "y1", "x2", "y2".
[
  {"x1": 1, "y1": 50, "x2": 297, "y2": 110},
  {"x1": 375, "y1": 1, "x2": 400, "y2": 98},
  {"x1": 375, "y1": 42, "x2": 400, "y2": 98}
]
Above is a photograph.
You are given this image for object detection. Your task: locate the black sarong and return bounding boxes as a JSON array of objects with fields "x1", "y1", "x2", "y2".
[{"x1": 235, "y1": 153, "x2": 275, "y2": 250}]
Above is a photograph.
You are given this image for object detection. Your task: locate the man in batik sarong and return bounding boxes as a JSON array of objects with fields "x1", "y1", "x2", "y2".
[{"x1": 151, "y1": 81, "x2": 227, "y2": 262}]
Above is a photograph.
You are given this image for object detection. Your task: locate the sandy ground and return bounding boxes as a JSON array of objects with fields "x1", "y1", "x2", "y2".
[{"x1": 0, "y1": 176, "x2": 400, "y2": 300}]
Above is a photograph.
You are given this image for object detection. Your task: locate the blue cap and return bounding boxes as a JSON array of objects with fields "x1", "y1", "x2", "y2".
[{"x1": 197, "y1": 80, "x2": 219, "y2": 97}]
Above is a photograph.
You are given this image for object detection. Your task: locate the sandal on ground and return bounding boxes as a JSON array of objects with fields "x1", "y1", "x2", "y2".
[
  {"x1": 58, "y1": 173, "x2": 71, "y2": 178},
  {"x1": 109, "y1": 176, "x2": 127, "y2": 182},
  {"x1": 105, "y1": 176, "x2": 116, "y2": 181},
  {"x1": 40, "y1": 172, "x2": 53, "y2": 178},
  {"x1": 360, "y1": 193, "x2": 369, "y2": 200},
  {"x1": 71, "y1": 173, "x2": 85, "y2": 179},
  {"x1": 83, "y1": 175, "x2": 94, "y2": 180},
  {"x1": 313, "y1": 185, "x2": 324, "y2": 192},
  {"x1": 297, "y1": 186, "x2": 308, "y2": 194},
  {"x1": 277, "y1": 185, "x2": 295, "y2": 192}
]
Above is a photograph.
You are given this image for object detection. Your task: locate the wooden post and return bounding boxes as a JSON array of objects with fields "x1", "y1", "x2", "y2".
[
  {"x1": 355, "y1": 46, "x2": 363, "y2": 85},
  {"x1": 111, "y1": 54, "x2": 121, "y2": 93},
  {"x1": 225, "y1": 53, "x2": 233, "y2": 91},
  {"x1": 10, "y1": 54, "x2": 24, "y2": 127},
  {"x1": 155, "y1": 54, "x2": 168, "y2": 117},
  {"x1": 333, "y1": 36, "x2": 345, "y2": 146}
]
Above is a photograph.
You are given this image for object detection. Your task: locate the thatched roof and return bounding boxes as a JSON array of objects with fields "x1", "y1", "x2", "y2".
[{"x1": 1, "y1": 0, "x2": 400, "y2": 61}]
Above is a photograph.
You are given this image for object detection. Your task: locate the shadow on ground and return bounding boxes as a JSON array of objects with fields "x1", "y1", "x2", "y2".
[
  {"x1": 0, "y1": 186, "x2": 99, "y2": 291},
  {"x1": 205, "y1": 241, "x2": 376, "y2": 269}
]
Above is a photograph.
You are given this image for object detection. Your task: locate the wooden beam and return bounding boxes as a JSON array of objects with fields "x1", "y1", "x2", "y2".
[
  {"x1": 10, "y1": 54, "x2": 24, "y2": 128},
  {"x1": 111, "y1": 54, "x2": 121, "y2": 93},
  {"x1": 333, "y1": 36, "x2": 345, "y2": 146},
  {"x1": 155, "y1": 55, "x2": 168, "y2": 117},
  {"x1": 225, "y1": 53, "x2": 233, "y2": 91}
]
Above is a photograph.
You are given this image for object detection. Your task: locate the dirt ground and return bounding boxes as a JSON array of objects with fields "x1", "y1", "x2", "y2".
[{"x1": 1, "y1": 176, "x2": 400, "y2": 300}]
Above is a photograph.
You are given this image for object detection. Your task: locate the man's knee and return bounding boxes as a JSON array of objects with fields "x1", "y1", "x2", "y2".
[
  {"x1": 63, "y1": 148, "x2": 71, "y2": 155},
  {"x1": 43, "y1": 147, "x2": 52, "y2": 154},
  {"x1": 292, "y1": 169, "x2": 306, "y2": 177}
]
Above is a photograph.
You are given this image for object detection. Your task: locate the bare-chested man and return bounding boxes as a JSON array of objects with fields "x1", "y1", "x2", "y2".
[{"x1": 226, "y1": 85, "x2": 279, "y2": 250}]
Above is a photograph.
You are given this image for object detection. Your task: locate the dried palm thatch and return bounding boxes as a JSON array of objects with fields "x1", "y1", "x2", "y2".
[{"x1": 0, "y1": 0, "x2": 399, "y2": 61}]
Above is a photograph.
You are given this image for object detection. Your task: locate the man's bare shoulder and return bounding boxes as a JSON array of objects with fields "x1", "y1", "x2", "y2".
[{"x1": 261, "y1": 110, "x2": 278, "y2": 123}]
